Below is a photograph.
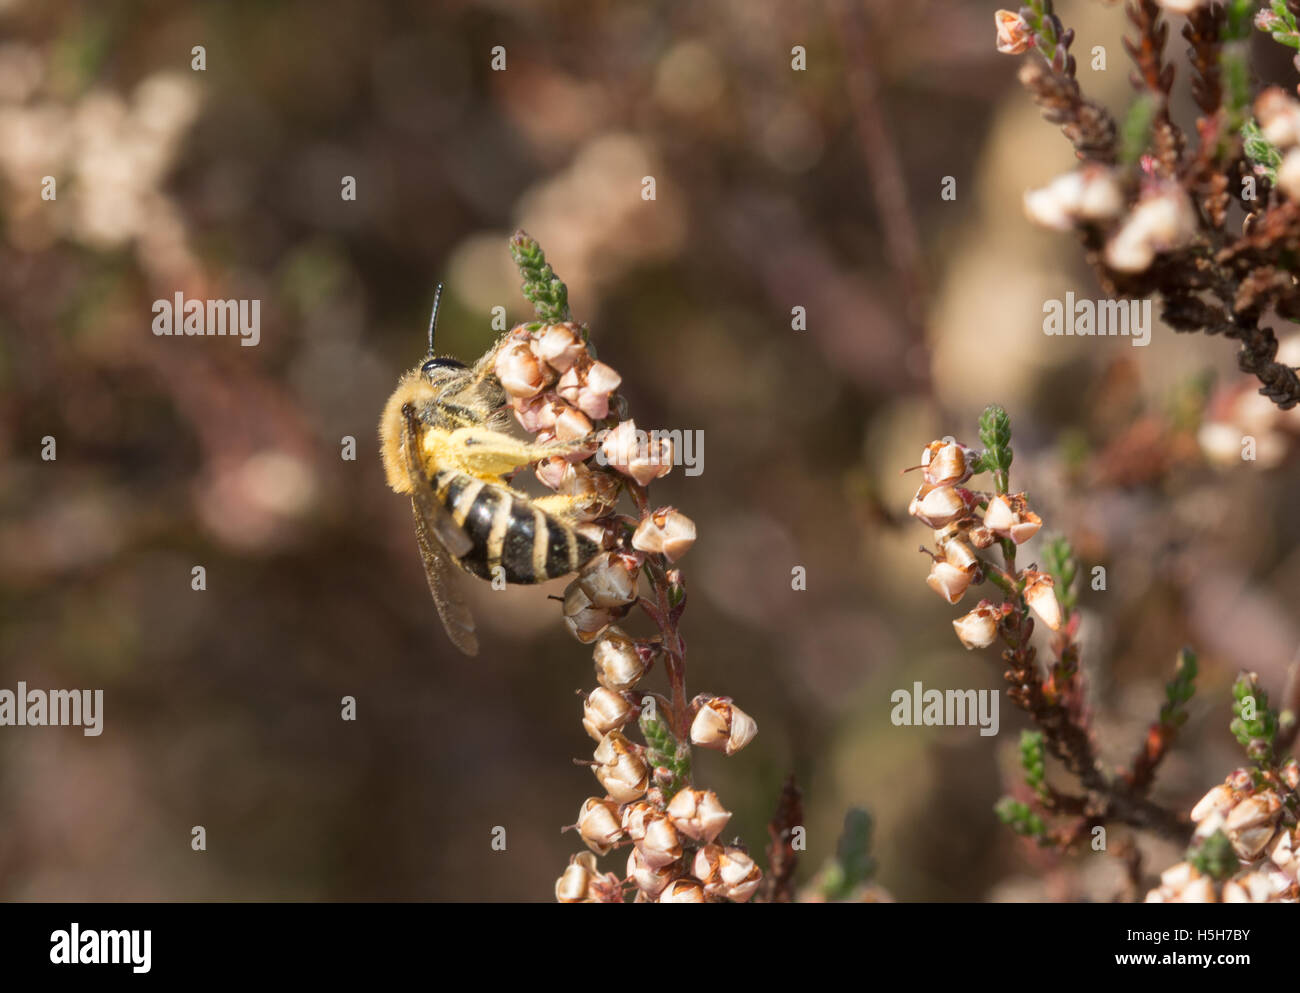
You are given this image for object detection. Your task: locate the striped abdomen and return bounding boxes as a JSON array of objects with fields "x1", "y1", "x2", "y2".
[{"x1": 434, "y1": 469, "x2": 598, "y2": 583}]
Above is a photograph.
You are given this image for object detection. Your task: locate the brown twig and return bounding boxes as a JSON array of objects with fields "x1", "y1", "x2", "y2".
[{"x1": 756, "y1": 775, "x2": 804, "y2": 903}]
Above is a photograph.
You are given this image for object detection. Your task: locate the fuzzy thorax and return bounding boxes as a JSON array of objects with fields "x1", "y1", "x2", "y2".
[{"x1": 379, "y1": 368, "x2": 435, "y2": 493}]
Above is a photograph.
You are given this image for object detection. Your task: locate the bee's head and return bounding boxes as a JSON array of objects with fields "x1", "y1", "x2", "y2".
[
  {"x1": 418, "y1": 283, "x2": 470, "y2": 383},
  {"x1": 421, "y1": 355, "x2": 467, "y2": 378}
]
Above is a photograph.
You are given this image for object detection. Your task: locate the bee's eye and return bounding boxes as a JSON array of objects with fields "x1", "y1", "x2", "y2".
[{"x1": 421, "y1": 357, "x2": 467, "y2": 376}]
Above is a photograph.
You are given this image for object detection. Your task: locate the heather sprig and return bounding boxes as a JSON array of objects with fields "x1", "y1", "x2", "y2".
[
  {"x1": 1001, "y1": 1, "x2": 1300, "y2": 410},
  {"x1": 504, "y1": 232, "x2": 761, "y2": 904},
  {"x1": 907, "y1": 408, "x2": 1188, "y2": 850}
]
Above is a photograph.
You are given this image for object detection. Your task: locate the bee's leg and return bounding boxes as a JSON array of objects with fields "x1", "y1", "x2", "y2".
[
  {"x1": 445, "y1": 427, "x2": 598, "y2": 478},
  {"x1": 531, "y1": 492, "x2": 598, "y2": 522}
]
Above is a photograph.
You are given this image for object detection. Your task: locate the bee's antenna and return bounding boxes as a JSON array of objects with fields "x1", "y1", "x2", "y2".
[{"x1": 426, "y1": 282, "x2": 444, "y2": 356}]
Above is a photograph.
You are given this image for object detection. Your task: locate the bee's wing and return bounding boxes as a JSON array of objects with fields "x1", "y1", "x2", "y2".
[
  {"x1": 400, "y1": 406, "x2": 478, "y2": 656},
  {"x1": 410, "y1": 498, "x2": 479, "y2": 657}
]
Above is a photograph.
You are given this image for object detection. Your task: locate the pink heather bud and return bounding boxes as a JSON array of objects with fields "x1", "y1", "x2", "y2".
[
  {"x1": 576, "y1": 797, "x2": 624, "y2": 855},
  {"x1": 592, "y1": 730, "x2": 649, "y2": 803},
  {"x1": 600, "y1": 419, "x2": 673, "y2": 485},
  {"x1": 494, "y1": 337, "x2": 551, "y2": 398},
  {"x1": 553, "y1": 404, "x2": 594, "y2": 443},
  {"x1": 555, "y1": 851, "x2": 601, "y2": 903},
  {"x1": 582, "y1": 686, "x2": 635, "y2": 741},
  {"x1": 1225, "y1": 791, "x2": 1283, "y2": 860},
  {"x1": 1145, "y1": 862, "x2": 1217, "y2": 903},
  {"x1": 689, "y1": 696, "x2": 758, "y2": 756},
  {"x1": 1278, "y1": 148, "x2": 1300, "y2": 201},
  {"x1": 1282, "y1": 759, "x2": 1300, "y2": 792},
  {"x1": 578, "y1": 551, "x2": 639, "y2": 608},
  {"x1": 952, "y1": 603, "x2": 1000, "y2": 650},
  {"x1": 1256, "y1": 9, "x2": 1285, "y2": 32},
  {"x1": 600, "y1": 419, "x2": 639, "y2": 471},
  {"x1": 510, "y1": 393, "x2": 560, "y2": 434},
  {"x1": 1022, "y1": 570, "x2": 1062, "y2": 631},
  {"x1": 1023, "y1": 166, "x2": 1124, "y2": 232},
  {"x1": 627, "y1": 847, "x2": 681, "y2": 897},
  {"x1": 535, "y1": 455, "x2": 569, "y2": 490},
  {"x1": 579, "y1": 361, "x2": 622, "y2": 419},
  {"x1": 1257, "y1": 87, "x2": 1300, "y2": 148},
  {"x1": 632, "y1": 507, "x2": 697, "y2": 562},
  {"x1": 926, "y1": 556, "x2": 975, "y2": 605},
  {"x1": 921, "y1": 440, "x2": 976, "y2": 488},
  {"x1": 533, "y1": 322, "x2": 586, "y2": 373},
  {"x1": 666, "y1": 788, "x2": 732, "y2": 843},
  {"x1": 552, "y1": 461, "x2": 621, "y2": 520},
  {"x1": 562, "y1": 581, "x2": 616, "y2": 643},
  {"x1": 1155, "y1": 0, "x2": 1207, "y2": 17},
  {"x1": 1268, "y1": 825, "x2": 1298, "y2": 878},
  {"x1": 1104, "y1": 185, "x2": 1197, "y2": 274},
  {"x1": 658, "y1": 878, "x2": 706, "y2": 903},
  {"x1": 691, "y1": 844, "x2": 763, "y2": 903},
  {"x1": 1191, "y1": 784, "x2": 1237, "y2": 824},
  {"x1": 994, "y1": 10, "x2": 1032, "y2": 55},
  {"x1": 1224, "y1": 865, "x2": 1294, "y2": 903},
  {"x1": 592, "y1": 627, "x2": 646, "y2": 691},
  {"x1": 908, "y1": 484, "x2": 971, "y2": 529}
]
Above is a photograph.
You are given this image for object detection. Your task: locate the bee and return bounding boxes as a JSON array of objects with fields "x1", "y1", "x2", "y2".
[{"x1": 379, "y1": 285, "x2": 600, "y2": 656}]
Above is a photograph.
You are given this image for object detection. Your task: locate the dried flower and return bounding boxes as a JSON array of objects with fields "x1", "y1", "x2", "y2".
[
  {"x1": 576, "y1": 797, "x2": 625, "y2": 855},
  {"x1": 494, "y1": 335, "x2": 552, "y2": 398},
  {"x1": 952, "y1": 603, "x2": 1000, "y2": 650},
  {"x1": 1224, "y1": 791, "x2": 1282, "y2": 860},
  {"x1": 908, "y1": 484, "x2": 971, "y2": 529},
  {"x1": 666, "y1": 788, "x2": 732, "y2": 843},
  {"x1": 627, "y1": 847, "x2": 681, "y2": 897},
  {"x1": 1022, "y1": 570, "x2": 1062, "y2": 631},
  {"x1": 920, "y1": 440, "x2": 976, "y2": 488},
  {"x1": 592, "y1": 730, "x2": 649, "y2": 803},
  {"x1": 592, "y1": 628, "x2": 647, "y2": 691},
  {"x1": 577, "y1": 552, "x2": 639, "y2": 609},
  {"x1": 691, "y1": 843, "x2": 763, "y2": 902},
  {"x1": 631, "y1": 507, "x2": 697, "y2": 562},
  {"x1": 555, "y1": 851, "x2": 618, "y2": 903},
  {"x1": 631, "y1": 809, "x2": 683, "y2": 869},
  {"x1": 582, "y1": 686, "x2": 636, "y2": 741},
  {"x1": 925, "y1": 554, "x2": 976, "y2": 605},
  {"x1": 562, "y1": 581, "x2": 617, "y2": 643},
  {"x1": 689, "y1": 696, "x2": 758, "y2": 756},
  {"x1": 657, "y1": 878, "x2": 706, "y2": 903},
  {"x1": 533, "y1": 322, "x2": 586, "y2": 372}
]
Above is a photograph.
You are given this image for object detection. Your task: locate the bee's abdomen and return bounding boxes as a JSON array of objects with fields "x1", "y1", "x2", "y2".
[{"x1": 436, "y1": 471, "x2": 597, "y2": 584}]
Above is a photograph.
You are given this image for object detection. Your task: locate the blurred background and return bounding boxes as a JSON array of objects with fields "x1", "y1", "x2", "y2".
[{"x1": 0, "y1": 0, "x2": 1298, "y2": 901}]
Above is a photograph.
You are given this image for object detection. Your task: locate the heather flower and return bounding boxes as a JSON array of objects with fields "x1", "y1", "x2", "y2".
[
  {"x1": 994, "y1": 10, "x2": 1032, "y2": 55},
  {"x1": 689, "y1": 696, "x2": 758, "y2": 756},
  {"x1": 631, "y1": 507, "x2": 697, "y2": 562},
  {"x1": 1103, "y1": 185, "x2": 1197, "y2": 273}
]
